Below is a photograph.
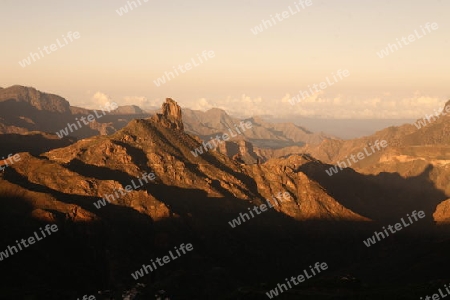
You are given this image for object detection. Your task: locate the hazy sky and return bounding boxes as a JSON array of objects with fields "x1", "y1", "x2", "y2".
[{"x1": 1, "y1": 0, "x2": 449, "y2": 119}]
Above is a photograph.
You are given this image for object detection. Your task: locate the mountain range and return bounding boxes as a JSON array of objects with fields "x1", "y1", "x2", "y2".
[{"x1": 1, "y1": 86, "x2": 450, "y2": 299}]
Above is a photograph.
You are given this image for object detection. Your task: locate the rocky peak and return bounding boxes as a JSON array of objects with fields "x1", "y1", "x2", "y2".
[{"x1": 153, "y1": 98, "x2": 184, "y2": 130}]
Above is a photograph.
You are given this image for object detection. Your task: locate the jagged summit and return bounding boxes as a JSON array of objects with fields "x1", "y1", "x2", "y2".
[{"x1": 152, "y1": 98, "x2": 184, "y2": 131}]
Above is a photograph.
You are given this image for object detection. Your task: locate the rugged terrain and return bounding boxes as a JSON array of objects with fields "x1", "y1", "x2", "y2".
[
  {"x1": 1, "y1": 91, "x2": 450, "y2": 299},
  {"x1": 0, "y1": 86, "x2": 330, "y2": 162}
]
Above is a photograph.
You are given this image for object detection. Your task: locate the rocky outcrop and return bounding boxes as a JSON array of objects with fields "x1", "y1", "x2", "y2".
[
  {"x1": 152, "y1": 98, "x2": 184, "y2": 131},
  {"x1": 433, "y1": 199, "x2": 450, "y2": 224},
  {"x1": 217, "y1": 139, "x2": 262, "y2": 164}
]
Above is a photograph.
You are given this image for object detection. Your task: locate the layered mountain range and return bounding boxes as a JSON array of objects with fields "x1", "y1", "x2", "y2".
[
  {"x1": 0, "y1": 86, "x2": 330, "y2": 162},
  {"x1": 1, "y1": 86, "x2": 450, "y2": 299}
]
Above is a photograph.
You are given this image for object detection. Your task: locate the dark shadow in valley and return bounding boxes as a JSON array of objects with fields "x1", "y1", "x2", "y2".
[
  {"x1": 113, "y1": 140, "x2": 150, "y2": 170},
  {"x1": 2, "y1": 160, "x2": 450, "y2": 299},
  {"x1": 298, "y1": 162, "x2": 447, "y2": 225},
  {"x1": 64, "y1": 158, "x2": 134, "y2": 186},
  {"x1": 0, "y1": 133, "x2": 75, "y2": 156}
]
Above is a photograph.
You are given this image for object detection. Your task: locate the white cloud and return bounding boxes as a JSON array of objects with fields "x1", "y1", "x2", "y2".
[
  {"x1": 84, "y1": 93, "x2": 162, "y2": 110},
  {"x1": 181, "y1": 92, "x2": 447, "y2": 119},
  {"x1": 83, "y1": 91, "x2": 447, "y2": 119},
  {"x1": 84, "y1": 92, "x2": 113, "y2": 109},
  {"x1": 191, "y1": 98, "x2": 213, "y2": 111},
  {"x1": 121, "y1": 96, "x2": 153, "y2": 108}
]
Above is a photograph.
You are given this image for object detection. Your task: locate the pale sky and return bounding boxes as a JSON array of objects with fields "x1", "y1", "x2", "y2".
[{"x1": 1, "y1": 0, "x2": 449, "y2": 119}]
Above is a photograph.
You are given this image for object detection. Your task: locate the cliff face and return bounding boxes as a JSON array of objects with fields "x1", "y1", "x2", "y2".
[
  {"x1": 0, "y1": 86, "x2": 152, "y2": 138},
  {"x1": 0, "y1": 85, "x2": 71, "y2": 113}
]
